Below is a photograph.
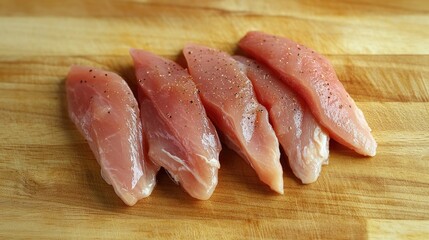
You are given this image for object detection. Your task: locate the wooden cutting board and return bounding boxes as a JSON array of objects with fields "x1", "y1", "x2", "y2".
[{"x1": 0, "y1": 1, "x2": 428, "y2": 239}]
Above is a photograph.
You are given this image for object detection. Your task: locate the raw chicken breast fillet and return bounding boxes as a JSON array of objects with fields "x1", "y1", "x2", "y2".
[
  {"x1": 66, "y1": 65, "x2": 158, "y2": 206},
  {"x1": 239, "y1": 31, "x2": 377, "y2": 156},
  {"x1": 234, "y1": 56, "x2": 330, "y2": 184},
  {"x1": 130, "y1": 49, "x2": 221, "y2": 200},
  {"x1": 184, "y1": 44, "x2": 284, "y2": 194}
]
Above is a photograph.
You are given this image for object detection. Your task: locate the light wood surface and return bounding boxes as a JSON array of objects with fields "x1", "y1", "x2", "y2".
[{"x1": 0, "y1": 1, "x2": 428, "y2": 239}]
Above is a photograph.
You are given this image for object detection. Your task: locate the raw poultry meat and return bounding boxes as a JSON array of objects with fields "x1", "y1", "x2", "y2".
[
  {"x1": 234, "y1": 56, "x2": 329, "y2": 184},
  {"x1": 239, "y1": 31, "x2": 377, "y2": 156},
  {"x1": 66, "y1": 65, "x2": 158, "y2": 206},
  {"x1": 130, "y1": 49, "x2": 221, "y2": 200},
  {"x1": 184, "y1": 44, "x2": 284, "y2": 194}
]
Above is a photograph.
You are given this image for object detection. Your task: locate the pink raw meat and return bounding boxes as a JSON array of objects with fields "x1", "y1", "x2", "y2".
[
  {"x1": 66, "y1": 65, "x2": 158, "y2": 206},
  {"x1": 234, "y1": 56, "x2": 330, "y2": 184},
  {"x1": 130, "y1": 49, "x2": 221, "y2": 200},
  {"x1": 184, "y1": 44, "x2": 283, "y2": 194},
  {"x1": 239, "y1": 31, "x2": 377, "y2": 156}
]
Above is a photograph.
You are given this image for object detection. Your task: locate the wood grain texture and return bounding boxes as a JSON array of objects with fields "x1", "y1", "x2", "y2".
[{"x1": 0, "y1": 1, "x2": 428, "y2": 239}]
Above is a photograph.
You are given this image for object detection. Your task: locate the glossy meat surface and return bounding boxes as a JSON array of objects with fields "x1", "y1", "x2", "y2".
[
  {"x1": 184, "y1": 44, "x2": 283, "y2": 194},
  {"x1": 235, "y1": 56, "x2": 329, "y2": 184},
  {"x1": 66, "y1": 65, "x2": 158, "y2": 206},
  {"x1": 131, "y1": 49, "x2": 221, "y2": 200},
  {"x1": 239, "y1": 31, "x2": 377, "y2": 156}
]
